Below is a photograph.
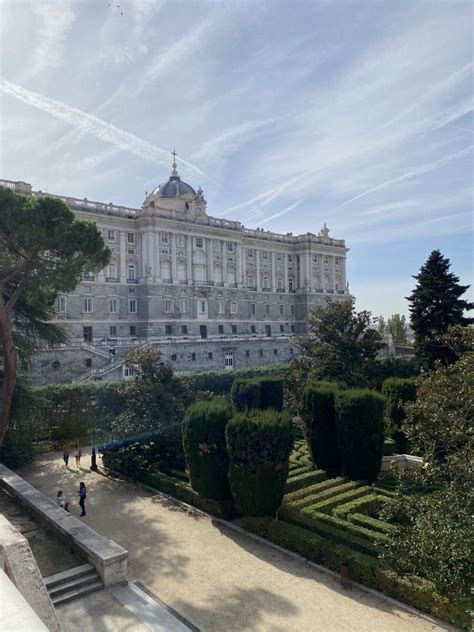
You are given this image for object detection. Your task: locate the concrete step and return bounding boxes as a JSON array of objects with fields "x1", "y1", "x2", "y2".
[
  {"x1": 48, "y1": 571, "x2": 99, "y2": 598},
  {"x1": 52, "y1": 580, "x2": 103, "y2": 606},
  {"x1": 44, "y1": 563, "x2": 95, "y2": 589}
]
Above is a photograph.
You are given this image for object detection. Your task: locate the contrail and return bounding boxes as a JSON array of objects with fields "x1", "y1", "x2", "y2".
[
  {"x1": 250, "y1": 200, "x2": 303, "y2": 227},
  {"x1": 0, "y1": 77, "x2": 208, "y2": 180},
  {"x1": 331, "y1": 144, "x2": 474, "y2": 211}
]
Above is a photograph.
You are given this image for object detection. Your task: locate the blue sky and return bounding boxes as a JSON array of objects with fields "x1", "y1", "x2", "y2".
[{"x1": 1, "y1": 0, "x2": 472, "y2": 318}]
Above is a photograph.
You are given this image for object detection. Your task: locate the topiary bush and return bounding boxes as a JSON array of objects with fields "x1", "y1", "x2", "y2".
[
  {"x1": 230, "y1": 377, "x2": 284, "y2": 412},
  {"x1": 300, "y1": 382, "x2": 341, "y2": 472},
  {"x1": 226, "y1": 409, "x2": 293, "y2": 516},
  {"x1": 182, "y1": 399, "x2": 233, "y2": 501},
  {"x1": 382, "y1": 377, "x2": 417, "y2": 453},
  {"x1": 335, "y1": 389, "x2": 385, "y2": 483}
]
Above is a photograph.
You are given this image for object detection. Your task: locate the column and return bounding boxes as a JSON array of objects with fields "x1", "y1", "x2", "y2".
[
  {"x1": 284, "y1": 253, "x2": 288, "y2": 292},
  {"x1": 153, "y1": 232, "x2": 160, "y2": 281},
  {"x1": 206, "y1": 238, "x2": 214, "y2": 284},
  {"x1": 141, "y1": 231, "x2": 148, "y2": 280},
  {"x1": 239, "y1": 245, "x2": 246, "y2": 286},
  {"x1": 298, "y1": 254, "x2": 305, "y2": 289},
  {"x1": 319, "y1": 254, "x2": 324, "y2": 291},
  {"x1": 256, "y1": 250, "x2": 261, "y2": 290},
  {"x1": 331, "y1": 256, "x2": 336, "y2": 292},
  {"x1": 120, "y1": 232, "x2": 126, "y2": 282},
  {"x1": 223, "y1": 242, "x2": 228, "y2": 286},
  {"x1": 186, "y1": 235, "x2": 192, "y2": 284},
  {"x1": 306, "y1": 253, "x2": 312, "y2": 290},
  {"x1": 147, "y1": 233, "x2": 154, "y2": 279},
  {"x1": 170, "y1": 233, "x2": 177, "y2": 283},
  {"x1": 236, "y1": 243, "x2": 242, "y2": 285},
  {"x1": 271, "y1": 252, "x2": 276, "y2": 290},
  {"x1": 340, "y1": 256, "x2": 346, "y2": 292}
]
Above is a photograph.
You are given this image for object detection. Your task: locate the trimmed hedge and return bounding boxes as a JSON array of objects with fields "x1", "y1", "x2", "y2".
[
  {"x1": 241, "y1": 518, "x2": 464, "y2": 626},
  {"x1": 381, "y1": 377, "x2": 416, "y2": 453},
  {"x1": 230, "y1": 377, "x2": 284, "y2": 412},
  {"x1": 182, "y1": 399, "x2": 233, "y2": 501},
  {"x1": 305, "y1": 485, "x2": 371, "y2": 513},
  {"x1": 226, "y1": 410, "x2": 293, "y2": 516},
  {"x1": 348, "y1": 512, "x2": 395, "y2": 534},
  {"x1": 300, "y1": 383, "x2": 341, "y2": 473},
  {"x1": 335, "y1": 389, "x2": 385, "y2": 483},
  {"x1": 292, "y1": 481, "x2": 360, "y2": 509},
  {"x1": 179, "y1": 365, "x2": 282, "y2": 396},
  {"x1": 283, "y1": 477, "x2": 345, "y2": 504},
  {"x1": 284, "y1": 470, "x2": 327, "y2": 494},
  {"x1": 333, "y1": 494, "x2": 386, "y2": 519}
]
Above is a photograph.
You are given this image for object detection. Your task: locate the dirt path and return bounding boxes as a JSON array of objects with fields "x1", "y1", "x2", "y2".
[{"x1": 19, "y1": 453, "x2": 449, "y2": 632}]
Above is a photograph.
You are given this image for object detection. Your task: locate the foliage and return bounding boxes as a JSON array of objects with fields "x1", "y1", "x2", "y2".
[
  {"x1": 387, "y1": 314, "x2": 407, "y2": 343},
  {"x1": 0, "y1": 428, "x2": 33, "y2": 468},
  {"x1": 182, "y1": 399, "x2": 233, "y2": 500},
  {"x1": 334, "y1": 389, "x2": 385, "y2": 482},
  {"x1": 284, "y1": 299, "x2": 384, "y2": 413},
  {"x1": 381, "y1": 377, "x2": 416, "y2": 453},
  {"x1": 407, "y1": 250, "x2": 473, "y2": 370},
  {"x1": 226, "y1": 410, "x2": 293, "y2": 516},
  {"x1": 231, "y1": 377, "x2": 284, "y2": 412},
  {"x1": 0, "y1": 188, "x2": 110, "y2": 441},
  {"x1": 376, "y1": 315, "x2": 386, "y2": 334},
  {"x1": 383, "y1": 438, "x2": 396, "y2": 456},
  {"x1": 300, "y1": 383, "x2": 341, "y2": 472},
  {"x1": 179, "y1": 364, "x2": 282, "y2": 396}
]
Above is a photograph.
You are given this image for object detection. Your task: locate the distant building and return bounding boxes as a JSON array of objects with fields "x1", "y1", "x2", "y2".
[{"x1": 1, "y1": 161, "x2": 349, "y2": 385}]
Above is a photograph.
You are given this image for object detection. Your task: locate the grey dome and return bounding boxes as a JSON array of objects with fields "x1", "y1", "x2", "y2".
[{"x1": 155, "y1": 175, "x2": 195, "y2": 198}]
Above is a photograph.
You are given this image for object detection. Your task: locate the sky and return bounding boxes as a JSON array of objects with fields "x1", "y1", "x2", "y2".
[{"x1": 0, "y1": 0, "x2": 472, "y2": 319}]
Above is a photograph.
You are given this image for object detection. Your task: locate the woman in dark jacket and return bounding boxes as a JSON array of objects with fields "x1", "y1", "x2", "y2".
[{"x1": 78, "y1": 482, "x2": 87, "y2": 516}]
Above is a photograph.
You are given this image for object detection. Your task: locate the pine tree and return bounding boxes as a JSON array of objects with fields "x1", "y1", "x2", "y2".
[{"x1": 407, "y1": 250, "x2": 473, "y2": 370}]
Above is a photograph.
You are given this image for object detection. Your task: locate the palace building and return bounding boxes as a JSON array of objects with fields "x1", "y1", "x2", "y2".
[{"x1": 1, "y1": 161, "x2": 349, "y2": 385}]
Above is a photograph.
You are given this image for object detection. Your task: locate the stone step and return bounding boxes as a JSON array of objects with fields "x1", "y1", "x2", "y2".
[
  {"x1": 44, "y1": 563, "x2": 95, "y2": 589},
  {"x1": 52, "y1": 580, "x2": 103, "y2": 607},
  {"x1": 48, "y1": 572, "x2": 99, "y2": 598}
]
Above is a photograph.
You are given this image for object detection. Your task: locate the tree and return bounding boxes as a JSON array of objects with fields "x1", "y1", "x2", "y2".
[
  {"x1": 387, "y1": 314, "x2": 407, "y2": 343},
  {"x1": 377, "y1": 315, "x2": 386, "y2": 334},
  {"x1": 407, "y1": 250, "x2": 473, "y2": 370},
  {"x1": 284, "y1": 299, "x2": 384, "y2": 412},
  {"x1": 0, "y1": 188, "x2": 110, "y2": 442},
  {"x1": 381, "y1": 327, "x2": 473, "y2": 617}
]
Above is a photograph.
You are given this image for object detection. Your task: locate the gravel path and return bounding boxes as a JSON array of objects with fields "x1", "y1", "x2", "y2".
[{"x1": 19, "y1": 453, "x2": 449, "y2": 632}]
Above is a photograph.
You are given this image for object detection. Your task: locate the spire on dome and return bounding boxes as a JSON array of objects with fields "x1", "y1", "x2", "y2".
[{"x1": 171, "y1": 149, "x2": 179, "y2": 177}]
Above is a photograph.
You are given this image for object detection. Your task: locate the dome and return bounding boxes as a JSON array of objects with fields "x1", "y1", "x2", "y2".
[{"x1": 154, "y1": 175, "x2": 195, "y2": 198}]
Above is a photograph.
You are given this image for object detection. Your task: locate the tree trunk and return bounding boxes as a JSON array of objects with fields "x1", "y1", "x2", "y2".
[{"x1": 0, "y1": 302, "x2": 17, "y2": 444}]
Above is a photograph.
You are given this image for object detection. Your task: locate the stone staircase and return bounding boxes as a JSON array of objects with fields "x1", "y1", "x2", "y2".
[{"x1": 44, "y1": 563, "x2": 103, "y2": 606}]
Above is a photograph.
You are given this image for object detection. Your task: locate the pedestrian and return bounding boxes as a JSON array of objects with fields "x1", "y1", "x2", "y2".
[
  {"x1": 77, "y1": 482, "x2": 86, "y2": 516},
  {"x1": 56, "y1": 490, "x2": 70, "y2": 512},
  {"x1": 74, "y1": 443, "x2": 82, "y2": 469},
  {"x1": 63, "y1": 445, "x2": 70, "y2": 468}
]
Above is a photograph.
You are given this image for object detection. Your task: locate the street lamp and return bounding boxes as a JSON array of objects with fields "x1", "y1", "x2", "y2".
[{"x1": 90, "y1": 396, "x2": 98, "y2": 471}]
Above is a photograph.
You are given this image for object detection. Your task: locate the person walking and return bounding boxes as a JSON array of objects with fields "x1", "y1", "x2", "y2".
[
  {"x1": 77, "y1": 482, "x2": 86, "y2": 516},
  {"x1": 74, "y1": 443, "x2": 82, "y2": 469},
  {"x1": 56, "y1": 490, "x2": 70, "y2": 512},
  {"x1": 62, "y1": 445, "x2": 70, "y2": 468}
]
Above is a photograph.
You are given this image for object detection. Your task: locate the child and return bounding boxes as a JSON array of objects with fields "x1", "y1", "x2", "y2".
[{"x1": 56, "y1": 490, "x2": 70, "y2": 512}]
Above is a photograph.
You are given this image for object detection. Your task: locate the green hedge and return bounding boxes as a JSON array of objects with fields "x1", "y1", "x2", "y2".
[
  {"x1": 335, "y1": 389, "x2": 385, "y2": 483},
  {"x1": 292, "y1": 481, "x2": 360, "y2": 509},
  {"x1": 348, "y1": 512, "x2": 395, "y2": 534},
  {"x1": 0, "y1": 429, "x2": 33, "y2": 468},
  {"x1": 226, "y1": 410, "x2": 293, "y2": 516},
  {"x1": 381, "y1": 377, "x2": 417, "y2": 453},
  {"x1": 230, "y1": 377, "x2": 284, "y2": 412},
  {"x1": 300, "y1": 384, "x2": 341, "y2": 473},
  {"x1": 283, "y1": 477, "x2": 345, "y2": 504},
  {"x1": 182, "y1": 399, "x2": 233, "y2": 501},
  {"x1": 333, "y1": 493, "x2": 386, "y2": 519},
  {"x1": 304, "y1": 485, "x2": 371, "y2": 513},
  {"x1": 178, "y1": 365, "x2": 283, "y2": 396},
  {"x1": 241, "y1": 518, "x2": 464, "y2": 627},
  {"x1": 284, "y1": 470, "x2": 327, "y2": 494}
]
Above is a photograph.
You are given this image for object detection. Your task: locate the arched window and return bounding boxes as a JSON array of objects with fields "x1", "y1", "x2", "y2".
[{"x1": 127, "y1": 265, "x2": 136, "y2": 280}]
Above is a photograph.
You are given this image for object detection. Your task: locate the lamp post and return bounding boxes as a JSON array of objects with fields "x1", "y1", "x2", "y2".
[{"x1": 90, "y1": 396, "x2": 98, "y2": 471}]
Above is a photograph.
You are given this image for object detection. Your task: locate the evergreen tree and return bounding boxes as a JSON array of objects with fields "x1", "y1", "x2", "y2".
[
  {"x1": 387, "y1": 313, "x2": 407, "y2": 343},
  {"x1": 407, "y1": 250, "x2": 473, "y2": 370},
  {"x1": 377, "y1": 315, "x2": 386, "y2": 334}
]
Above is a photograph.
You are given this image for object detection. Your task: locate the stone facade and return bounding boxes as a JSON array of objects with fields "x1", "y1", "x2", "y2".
[{"x1": 1, "y1": 166, "x2": 349, "y2": 385}]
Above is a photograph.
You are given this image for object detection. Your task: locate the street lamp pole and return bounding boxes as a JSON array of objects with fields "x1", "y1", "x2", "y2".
[{"x1": 90, "y1": 397, "x2": 98, "y2": 471}]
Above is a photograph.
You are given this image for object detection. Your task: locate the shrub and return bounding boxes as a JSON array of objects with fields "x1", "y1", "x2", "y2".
[
  {"x1": 284, "y1": 470, "x2": 327, "y2": 494},
  {"x1": 182, "y1": 399, "x2": 233, "y2": 501},
  {"x1": 230, "y1": 377, "x2": 284, "y2": 412},
  {"x1": 179, "y1": 365, "x2": 282, "y2": 396},
  {"x1": 226, "y1": 410, "x2": 293, "y2": 516},
  {"x1": 335, "y1": 389, "x2": 385, "y2": 482},
  {"x1": 0, "y1": 429, "x2": 33, "y2": 469},
  {"x1": 382, "y1": 378, "x2": 416, "y2": 452},
  {"x1": 300, "y1": 383, "x2": 341, "y2": 472}
]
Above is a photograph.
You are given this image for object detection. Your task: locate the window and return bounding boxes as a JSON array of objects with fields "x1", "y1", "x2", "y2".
[
  {"x1": 277, "y1": 278, "x2": 283, "y2": 290},
  {"x1": 227, "y1": 242, "x2": 234, "y2": 253},
  {"x1": 200, "y1": 325, "x2": 207, "y2": 339},
  {"x1": 181, "y1": 325, "x2": 188, "y2": 335},
  {"x1": 265, "y1": 325, "x2": 271, "y2": 337},
  {"x1": 249, "y1": 303, "x2": 256, "y2": 316},
  {"x1": 262, "y1": 251, "x2": 268, "y2": 260},
  {"x1": 251, "y1": 325, "x2": 256, "y2": 333},
  {"x1": 263, "y1": 276, "x2": 269, "y2": 289},
  {"x1": 161, "y1": 232, "x2": 169, "y2": 244},
  {"x1": 230, "y1": 301, "x2": 237, "y2": 314},
  {"x1": 248, "y1": 277, "x2": 255, "y2": 288},
  {"x1": 224, "y1": 352, "x2": 234, "y2": 369},
  {"x1": 259, "y1": 349, "x2": 263, "y2": 357},
  {"x1": 57, "y1": 296, "x2": 66, "y2": 312},
  {"x1": 288, "y1": 255, "x2": 293, "y2": 262},
  {"x1": 180, "y1": 299, "x2": 187, "y2": 314},
  {"x1": 127, "y1": 232, "x2": 135, "y2": 244},
  {"x1": 129, "y1": 326, "x2": 136, "y2": 336},
  {"x1": 109, "y1": 326, "x2": 117, "y2": 336},
  {"x1": 86, "y1": 358, "x2": 92, "y2": 368},
  {"x1": 199, "y1": 300, "x2": 206, "y2": 314},
  {"x1": 196, "y1": 237, "x2": 203, "y2": 248},
  {"x1": 83, "y1": 326, "x2": 93, "y2": 342},
  {"x1": 264, "y1": 304, "x2": 270, "y2": 315},
  {"x1": 107, "y1": 265, "x2": 116, "y2": 279},
  {"x1": 277, "y1": 253, "x2": 282, "y2": 262},
  {"x1": 291, "y1": 324, "x2": 295, "y2": 333},
  {"x1": 290, "y1": 347, "x2": 294, "y2": 354},
  {"x1": 208, "y1": 352, "x2": 213, "y2": 360},
  {"x1": 83, "y1": 297, "x2": 93, "y2": 313},
  {"x1": 231, "y1": 325, "x2": 237, "y2": 334},
  {"x1": 165, "y1": 325, "x2": 172, "y2": 335},
  {"x1": 218, "y1": 325, "x2": 224, "y2": 334},
  {"x1": 247, "y1": 249, "x2": 253, "y2": 258},
  {"x1": 279, "y1": 304, "x2": 284, "y2": 315},
  {"x1": 123, "y1": 367, "x2": 135, "y2": 378},
  {"x1": 128, "y1": 299, "x2": 137, "y2": 313},
  {"x1": 191, "y1": 352, "x2": 196, "y2": 361},
  {"x1": 127, "y1": 265, "x2": 136, "y2": 280},
  {"x1": 280, "y1": 325, "x2": 284, "y2": 332},
  {"x1": 165, "y1": 299, "x2": 173, "y2": 313},
  {"x1": 109, "y1": 298, "x2": 118, "y2": 313},
  {"x1": 273, "y1": 349, "x2": 278, "y2": 355},
  {"x1": 313, "y1": 255, "x2": 318, "y2": 263},
  {"x1": 107, "y1": 229, "x2": 116, "y2": 242},
  {"x1": 52, "y1": 360, "x2": 61, "y2": 370},
  {"x1": 289, "y1": 279, "x2": 294, "y2": 292},
  {"x1": 171, "y1": 354, "x2": 177, "y2": 361},
  {"x1": 127, "y1": 248, "x2": 135, "y2": 255},
  {"x1": 217, "y1": 300, "x2": 224, "y2": 315},
  {"x1": 290, "y1": 304, "x2": 295, "y2": 316}
]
